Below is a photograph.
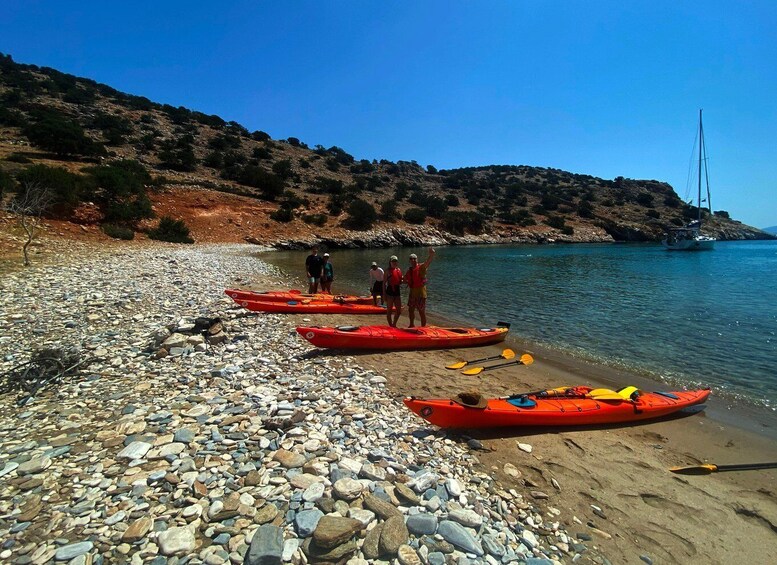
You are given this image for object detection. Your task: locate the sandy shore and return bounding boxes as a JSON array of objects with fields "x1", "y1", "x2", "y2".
[{"x1": 275, "y1": 300, "x2": 777, "y2": 564}]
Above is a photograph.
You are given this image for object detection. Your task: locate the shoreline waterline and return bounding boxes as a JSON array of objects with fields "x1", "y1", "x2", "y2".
[{"x1": 253, "y1": 243, "x2": 777, "y2": 441}]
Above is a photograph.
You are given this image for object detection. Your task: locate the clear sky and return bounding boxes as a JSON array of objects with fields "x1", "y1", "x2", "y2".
[{"x1": 2, "y1": 1, "x2": 776, "y2": 227}]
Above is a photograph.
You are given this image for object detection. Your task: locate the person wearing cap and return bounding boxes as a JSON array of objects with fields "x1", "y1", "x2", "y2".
[
  {"x1": 320, "y1": 253, "x2": 334, "y2": 294},
  {"x1": 404, "y1": 247, "x2": 435, "y2": 327},
  {"x1": 383, "y1": 255, "x2": 403, "y2": 327},
  {"x1": 305, "y1": 246, "x2": 323, "y2": 293},
  {"x1": 369, "y1": 261, "x2": 385, "y2": 306}
]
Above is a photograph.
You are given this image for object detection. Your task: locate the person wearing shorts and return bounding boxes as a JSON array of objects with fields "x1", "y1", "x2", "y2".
[
  {"x1": 383, "y1": 256, "x2": 403, "y2": 327},
  {"x1": 369, "y1": 261, "x2": 385, "y2": 306},
  {"x1": 405, "y1": 248, "x2": 435, "y2": 327},
  {"x1": 305, "y1": 246, "x2": 323, "y2": 293}
]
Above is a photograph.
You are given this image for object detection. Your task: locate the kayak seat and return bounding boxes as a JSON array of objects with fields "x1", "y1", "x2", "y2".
[{"x1": 336, "y1": 326, "x2": 360, "y2": 332}]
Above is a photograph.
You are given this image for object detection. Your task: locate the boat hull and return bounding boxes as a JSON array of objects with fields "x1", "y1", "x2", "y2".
[
  {"x1": 404, "y1": 387, "x2": 711, "y2": 428},
  {"x1": 296, "y1": 325, "x2": 509, "y2": 350},
  {"x1": 225, "y1": 289, "x2": 373, "y2": 305},
  {"x1": 240, "y1": 300, "x2": 386, "y2": 314},
  {"x1": 662, "y1": 238, "x2": 716, "y2": 251}
]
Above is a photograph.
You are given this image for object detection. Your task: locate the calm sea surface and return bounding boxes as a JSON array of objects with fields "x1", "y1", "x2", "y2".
[{"x1": 261, "y1": 241, "x2": 777, "y2": 410}]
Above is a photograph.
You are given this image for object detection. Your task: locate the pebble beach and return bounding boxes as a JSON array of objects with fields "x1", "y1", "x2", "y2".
[{"x1": 1, "y1": 242, "x2": 776, "y2": 565}]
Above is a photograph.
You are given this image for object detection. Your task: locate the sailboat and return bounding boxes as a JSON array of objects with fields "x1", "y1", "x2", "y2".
[{"x1": 662, "y1": 110, "x2": 716, "y2": 251}]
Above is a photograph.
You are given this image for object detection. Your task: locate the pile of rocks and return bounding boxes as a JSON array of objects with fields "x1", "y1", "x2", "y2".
[{"x1": 0, "y1": 243, "x2": 602, "y2": 564}]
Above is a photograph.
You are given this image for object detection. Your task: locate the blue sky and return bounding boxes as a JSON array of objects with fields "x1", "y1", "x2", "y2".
[{"x1": 2, "y1": 1, "x2": 776, "y2": 227}]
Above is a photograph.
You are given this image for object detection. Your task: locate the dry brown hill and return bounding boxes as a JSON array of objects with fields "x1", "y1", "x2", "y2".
[{"x1": 1, "y1": 53, "x2": 771, "y2": 246}]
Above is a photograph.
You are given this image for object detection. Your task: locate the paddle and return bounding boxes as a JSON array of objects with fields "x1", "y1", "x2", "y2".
[
  {"x1": 587, "y1": 388, "x2": 629, "y2": 401},
  {"x1": 670, "y1": 462, "x2": 777, "y2": 475},
  {"x1": 462, "y1": 353, "x2": 534, "y2": 375},
  {"x1": 446, "y1": 349, "x2": 515, "y2": 370}
]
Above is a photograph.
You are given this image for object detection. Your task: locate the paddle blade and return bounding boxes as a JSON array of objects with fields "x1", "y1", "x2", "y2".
[
  {"x1": 446, "y1": 360, "x2": 468, "y2": 370},
  {"x1": 502, "y1": 349, "x2": 516, "y2": 360},
  {"x1": 588, "y1": 388, "x2": 625, "y2": 400},
  {"x1": 519, "y1": 353, "x2": 534, "y2": 366},
  {"x1": 670, "y1": 464, "x2": 717, "y2": 475},
  {"x1": 461, "y1": 366, "x2": 485, "y2": 376}
]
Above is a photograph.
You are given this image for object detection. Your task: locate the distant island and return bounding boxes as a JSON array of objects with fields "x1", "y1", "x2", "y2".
[
  {"x1": 1, "y1": 52, "x2": 773, "y2": 247},
  {"x1": 764, "y1": 226, "x2": 777, "y2": 235}
]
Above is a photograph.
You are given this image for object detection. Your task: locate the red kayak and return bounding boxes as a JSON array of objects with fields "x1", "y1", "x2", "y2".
[
  {"x1": 296, "y1": 325, "x2": 509, "y2": 350},
  {"x1": 225, "y1": 289, "x2": 373, "y2": 305},
  {"x1": 403, "y1": 386, "x2": 711, "y2": 428},
  {"x1": 239, "y1": 300, "x2": 386, "y2": 315}
]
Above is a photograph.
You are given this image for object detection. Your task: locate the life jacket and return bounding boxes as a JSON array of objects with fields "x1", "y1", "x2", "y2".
[
  {"x1": 405, "y1": 265, "x2": 426, "y2": 289},
  {"x1": 387, "y1": 266, "x2": 402, "y2": 286}
]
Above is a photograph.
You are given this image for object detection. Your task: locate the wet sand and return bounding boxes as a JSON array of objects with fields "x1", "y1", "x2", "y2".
[{"x1": 249, "y1": 283, "x2": 777, "y2": 564}]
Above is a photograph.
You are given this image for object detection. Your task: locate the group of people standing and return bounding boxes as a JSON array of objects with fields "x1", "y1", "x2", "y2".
[
  {"x1": 305, "y1": 246, "x2": 436, "y2": 328},
  {"x1": 304, "y1": 246, "x2": 334, "y2": 294}
]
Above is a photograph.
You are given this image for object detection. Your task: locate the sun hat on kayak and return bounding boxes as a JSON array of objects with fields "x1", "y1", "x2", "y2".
[
  {"x1": 371, "y1": 261, "x2": 377, "y2": 267},
  {"x1": 323, "y1": 253, "x2": 330, "y2": 257},
  {"x1": 409, "y1": 253, "x2": 418, "y2": 259},
  {"x1": 451, "y1": 391, "x2": 487, "y2": 409},
  {"x1": 389, "y1": 255, "x2": 398, "y2": 262}
]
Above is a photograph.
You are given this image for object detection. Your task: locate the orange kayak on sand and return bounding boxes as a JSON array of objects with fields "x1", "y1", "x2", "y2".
[
  {"x1": 225, "y1": 289, "x2": 373, "y2": 305},
  {"x1": 403, "y1": 386, "x2": 711, "y2": 428},
  {"x1": 239, "y1": 300, "x2": 386, "y2": 315},
  {"x1": 296, "y1": 324, "x2": 509, "y2": 350}
]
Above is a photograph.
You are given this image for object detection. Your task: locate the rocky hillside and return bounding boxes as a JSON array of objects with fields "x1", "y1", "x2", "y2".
[{"x1": 0, "y1": 53, "x2": 771, "y2": 247}]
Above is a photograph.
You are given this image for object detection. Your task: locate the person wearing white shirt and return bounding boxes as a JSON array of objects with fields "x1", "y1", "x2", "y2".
[{"x1": 369, "y1": 262, "x2": 385, "y2": 306}]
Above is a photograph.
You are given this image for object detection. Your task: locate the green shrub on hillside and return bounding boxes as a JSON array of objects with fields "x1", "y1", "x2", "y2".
[
  {"x1": 0, "y1": 106, "x2": 27, "y2": 127},
  {"x1": 544, "y1": 215, "x2": 566, "y2": 230},
  {"x1": 380, "y1": 199, "x2": 399, "y2": 221},
  {"x1": 85, "y1": 160, "x2": 151, "y2": 198},
  {"x1": 425, "y1": 196, "x2": 448, "y2": 219},
  {"x1": 5, "y1": 152, "x2": 32, "y2": 163},
  {"x1": 23, "y1": 112, "x2": 106, "y2": 157},
  {"x1": 148, "y1": 216, "x2": 194, "y2": 244},
  {"x1": 104, "y1": 193, "x2": 154, "y2": 224},
  {"x1": 92, "y1": 113, "x2": 133, "y2": 145},
  {"x1": 344, "y1": 199, "x2": 378, "y2": 230},
  {"x1": 102, "y1": 223, "x2": 135, "y2": 240},
  {"x1": 0, "y1": 169, "x2": 15, "y2": 198},
  {"x1": 302, "y1": 213, "x2": 327, "y2": 226},
  {"x1": 272, "y1": 159, "x2": 293, "y2": 180},
  {"x1": 16, "y1": 164, "x2": 86, "y2": 211},
  {"x1": 577, "y1": 200, "x2": 594, "y2": 218},
  {"x1": 158, "y1": 137, "x2": 197, "y2": 172},
  {"x1": 444, "y1": 194, "x2": 459, "y2": 207},
  {"x1": 441, "y1": 211, "x2": 486, "y2": 235},
  {"x1": 403, "y1": 207, "x2": 426, "y2": 225},
  {"x1": 270, "y1": 207, "x2": 294, "y2": 222},
  {"x1": 236, "y1": 166, "x2": 285, "y2": 201},
  {"x1": 636, "y1": 193, "x2": 654, "y2": 207}
]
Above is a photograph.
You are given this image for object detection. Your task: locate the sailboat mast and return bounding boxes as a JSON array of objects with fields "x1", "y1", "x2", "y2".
[{"x1": 698, "y1": 109, "x2": 703, "y2": 224}]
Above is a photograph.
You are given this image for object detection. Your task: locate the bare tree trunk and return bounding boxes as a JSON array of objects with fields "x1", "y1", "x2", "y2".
[
  {"x1": 3, "y1": 181, "x2": 52, "y2": 267},
  {"x1": 20, "y1": 214, "x2": 34, "y2": 267}
]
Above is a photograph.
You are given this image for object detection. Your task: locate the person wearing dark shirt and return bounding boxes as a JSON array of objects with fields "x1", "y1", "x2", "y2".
[
  {"x1": 321, "y1": 253, "x2": 334, "y2": 294},
  {"x1": 305, "y1": 246, "x2": 324, "y2": 293}
]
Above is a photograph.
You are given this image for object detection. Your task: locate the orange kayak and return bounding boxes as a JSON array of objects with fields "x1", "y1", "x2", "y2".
[
  {"x1": 403, "y1": 386, "x2": 711, "y2": 428},
  {"x1": 239, "y1": 300, "x2": 386, "y2": 315},
  {"x1": 225, "y1": 289, "x2": 374, "y2": 305},
  {"x1": 296, "y1": 325, "x2": 509, "y2": 350}
]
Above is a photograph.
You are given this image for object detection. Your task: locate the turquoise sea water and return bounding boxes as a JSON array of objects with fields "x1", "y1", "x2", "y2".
[{"x1": 262, "y1": 241, "x2": 777, "y2": 410}]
